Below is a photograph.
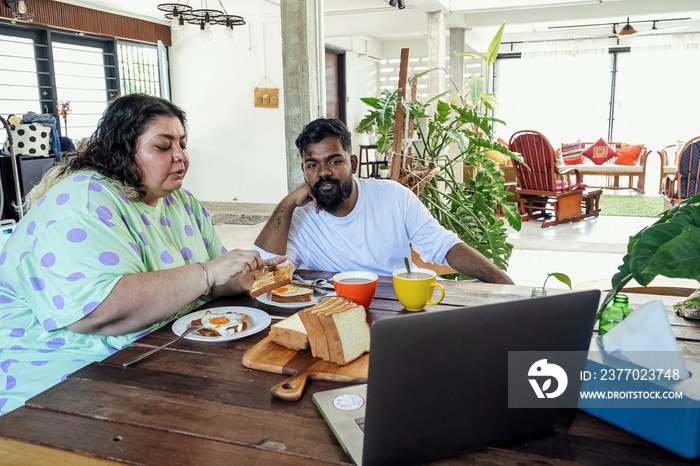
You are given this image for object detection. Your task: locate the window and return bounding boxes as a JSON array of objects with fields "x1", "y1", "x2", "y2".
[
  {"x1": 118, "y1": 42, "x2": 161, "y2": 97},
  {"x1": 0, "y1": 31, "x2": 41, "y2": 115}
]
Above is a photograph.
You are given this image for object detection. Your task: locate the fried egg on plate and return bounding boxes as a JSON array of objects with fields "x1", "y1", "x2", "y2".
[{"x1": 198, "y1": 310, "x2": 248, "y2": 337}]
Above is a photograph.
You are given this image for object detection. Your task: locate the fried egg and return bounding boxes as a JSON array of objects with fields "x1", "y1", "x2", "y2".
[{"x1": 200, "y1": 310, "x2": 248, "y2": 336}]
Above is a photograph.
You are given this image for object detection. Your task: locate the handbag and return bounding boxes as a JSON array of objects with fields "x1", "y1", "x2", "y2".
[{"x1": 4, "y1": 123, "x2": 51, "y2": 156}]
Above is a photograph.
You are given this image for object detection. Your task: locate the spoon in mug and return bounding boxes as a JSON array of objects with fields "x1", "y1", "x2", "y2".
[{"x1": 404, "y1": 257, "x2": 412, "y2": 278}]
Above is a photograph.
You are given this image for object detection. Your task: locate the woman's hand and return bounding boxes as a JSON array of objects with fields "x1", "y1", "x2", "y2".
[
  {"x1": 206, "y1": 250, "x2": 287, "y2": 296},
  {"x1": 237, "y1": 255, "x2": 288, "y2": 292}
]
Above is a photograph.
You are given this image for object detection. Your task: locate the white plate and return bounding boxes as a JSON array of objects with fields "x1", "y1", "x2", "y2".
[
  {"x1": 255, "y1": 289, "x2": 337, "y2": 309},
  {"x1": 172, "y1": 307, "x2": 271, "y2": 342}
]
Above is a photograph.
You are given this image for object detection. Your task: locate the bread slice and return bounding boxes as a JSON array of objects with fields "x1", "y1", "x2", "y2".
[
  {"x1": 270, "y1": 285, "x2": 313, "y2": 303},
  {"x1": 317, "y1": 302, "x2": 357, "y2": 364},
  {"x1": 269, "y1": 312, "x2": 309, "y2": 351},
  {"x1": 298, "y1": 298, "x2": 337, "y2": 359},
  {"x1": 325, "y1": 305, "x2": 370, "y2": 365},
  {"x1": 250, "y1": 262, "x2": 293, "y2": 298}
]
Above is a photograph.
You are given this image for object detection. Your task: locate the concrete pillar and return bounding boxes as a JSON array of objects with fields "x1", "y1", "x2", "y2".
[
  {"x1": 449, "y1": 27, "x2": 466, "y2": 92},
  {"x1": 427, "y1": 11, "x2": 446, "y2": 100},
  {"x1": 280, "y1": 0, "x2": 325, "y2": 193}
]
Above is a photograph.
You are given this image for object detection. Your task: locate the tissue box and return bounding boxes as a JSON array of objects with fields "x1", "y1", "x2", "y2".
[{"x1": 579, "y1": 341, "x2": 700, "y2": 459}]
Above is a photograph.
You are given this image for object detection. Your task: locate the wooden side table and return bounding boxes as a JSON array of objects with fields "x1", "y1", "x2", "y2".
[{"x1": 358, "y1": 144, "x2": 378, "y2": 178}]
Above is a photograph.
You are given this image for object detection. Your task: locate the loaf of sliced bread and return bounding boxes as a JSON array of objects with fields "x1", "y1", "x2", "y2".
[
  {"x1": 250, "y1": 262, "x2": 293, "y2": 298},
  {"x1": 269, "y1": 312, "x2": 309, "y2": 351},
  {"x1": 300, "y1": 297, "x2": 369, "y2": 366}
]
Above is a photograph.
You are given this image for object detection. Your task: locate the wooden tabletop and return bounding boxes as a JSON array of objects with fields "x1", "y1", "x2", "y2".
[{"x1": 1, "y1": 270, "x2": 699, "y2": 465}]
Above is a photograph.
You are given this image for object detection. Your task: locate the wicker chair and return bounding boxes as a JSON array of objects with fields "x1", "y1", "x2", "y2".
[{"x1": 663, "y1": 136, "x2": 700, "y2": 207}]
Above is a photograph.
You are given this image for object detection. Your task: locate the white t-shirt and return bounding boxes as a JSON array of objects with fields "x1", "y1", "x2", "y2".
[{"x1": 255, "y1": 178, "x2": 461, "y2": 276}]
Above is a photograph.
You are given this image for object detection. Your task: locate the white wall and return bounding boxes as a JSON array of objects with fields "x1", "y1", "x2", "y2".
[{"x1": 169, "y1": 20, "x2": 288, "y2": 204}]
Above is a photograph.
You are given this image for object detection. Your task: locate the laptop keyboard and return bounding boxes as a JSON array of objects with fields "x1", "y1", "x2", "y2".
[{"x1": 354, "y1": 416, "x2": 366, "y2": 432}]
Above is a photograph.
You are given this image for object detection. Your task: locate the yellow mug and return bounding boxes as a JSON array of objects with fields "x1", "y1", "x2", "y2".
[{"x1": 392, "y1": 267, "x2": 445, "y2": 312}]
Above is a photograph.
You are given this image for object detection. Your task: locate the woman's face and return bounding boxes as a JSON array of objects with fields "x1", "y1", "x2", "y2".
[{"x1": 135, "y1": 116, "x2": 188, "y2": 206}]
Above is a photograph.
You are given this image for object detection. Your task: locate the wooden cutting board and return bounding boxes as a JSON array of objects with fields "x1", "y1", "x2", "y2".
[{"x1": 242, "y1": 336, "x2": 369, "y2": 401}]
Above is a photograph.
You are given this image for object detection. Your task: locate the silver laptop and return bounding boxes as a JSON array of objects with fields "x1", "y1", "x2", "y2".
[{"x1": 313, "y1": 290, "x2": 601, "y2": 466}]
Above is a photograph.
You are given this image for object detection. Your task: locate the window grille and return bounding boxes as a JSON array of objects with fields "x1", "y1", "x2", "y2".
[{"x1": 118, "y1": 42, "x2": 161, "y2": 97}]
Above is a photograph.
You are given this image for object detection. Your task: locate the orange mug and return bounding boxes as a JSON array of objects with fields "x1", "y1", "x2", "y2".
[{"x1": 333, "y1": 271, "x2": 379, "y2": 309}]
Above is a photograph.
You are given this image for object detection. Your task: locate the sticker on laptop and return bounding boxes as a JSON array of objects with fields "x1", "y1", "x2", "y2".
[{"x1": 332, "y1": 393, "x2": 365, "y2": 411}]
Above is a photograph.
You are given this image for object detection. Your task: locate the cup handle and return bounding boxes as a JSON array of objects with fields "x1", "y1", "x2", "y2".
[{"x1": 427, "y1": 282, "x2": 445, "y2": 305}]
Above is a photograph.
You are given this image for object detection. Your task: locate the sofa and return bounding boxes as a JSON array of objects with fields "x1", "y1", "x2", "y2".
[{"x1": 555, "y1": 140, "x2": 654, "y2": 193}]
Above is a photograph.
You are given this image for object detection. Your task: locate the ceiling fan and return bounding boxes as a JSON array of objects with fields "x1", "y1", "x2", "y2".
[{"x1": 548, "y1": 16, "x2": 691, "y2": 37}]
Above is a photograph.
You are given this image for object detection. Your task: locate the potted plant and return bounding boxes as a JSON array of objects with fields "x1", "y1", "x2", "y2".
[
  {"x1": 357, "y1": 89, "x2": 399, "y2": 161},
  {"x1": 378, "y1": 163, "x2": 389, "y2": 178},
  {"x1": 401, "y1": 23, "x2": 523, "y2": 274},
  {"x1": 601, "y1": 194, "x2": 700, "y2": 315}
]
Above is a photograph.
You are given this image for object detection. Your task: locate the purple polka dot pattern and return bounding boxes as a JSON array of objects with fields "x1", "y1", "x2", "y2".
[
  {"x1": 0, "y1": 296, "x2": 13, "y2": 304},
  {"x1": 37, "y1": 349, "x2": 55, "y2": 353},
  {"x1": 184, "y1": 225, "x2": 194, "y2": 237},
  {"x1": 141, "y1": 213, "x2": 151, "y2": 226},
  {"x1": 121, "y1": 215, "x2": 131, "y2": 228},
  {"x1": 1, "y1": 360, "x2": 17, "y2": 373},
  {"x1": 185, "y1": 203, "x2": 193, "y2": 215},
  {"x1": 3, "y1": 283, "x2": 15, "y2": 293},
  {"x1": 196, "y1": 219, "x2": 202, "y2": 229},
  {"x1": 118, "y1": 192, "x2": 130, "y2": 203},
  {"x1": 164, "y1": 196, "x2": 174, "y2": 206},
  {"x1": 129, "y1": 242, "x2": 140, "y2": 255},
  {"x1": 139, "y1": 232, "x2": 148, "y2": 246},
  {"x1": 160, "y1": 216, "x2": 171, "y2": 227},
  {"x1": 135, "y1": 331, "x2": 150, "y2": 339},
  {"x1": 201, "y1": 207, "x2": 210, "y2": 218},
  {"x1": 46, "y1": 219, "x2": 56, "y2": 228},
  {"x1": 73, "y1": 174, "x2": 88, "y2": 182},
  {"x1": 83, "y1": 302, "x2": 99, "y2": 315},
  {"x1": 0, "y1": 251, "x2": 5, "y2": 265},
  {"x1": 6, "y1": 376, "x2": 16, "y2": 390},
  {"x1": 30, "y1": 277, "x2": 45, "y2": 291},
  {"x1": 67, "y1": 228, "x2": 87, "y2": 243},
  {"x1": 41, "y1": 252, "x2": 56, "y2": 267},
  {"x1": 47, "y1": 338, "x2": 66, "y2": 349},
  {"x1": 36, "y1": 195, "x2": 46, "y2": 206},
  {"x1": 30, "y1": 361, "x2": 49, "y2": 366},
  {"x1": 52, "y1": 295, "x2": 65, "y2": 310},
  {"x1": 88, "y1": 181, "x2": 103, "y2": 192},
  {"x1": 181, "y1": 247, "x2": 193, "y2": 260},
  {"x1": 96, "y1": 206, "x2": 113, "y2": 219},
  {"x1": 161, "y1": 250, "x2": 174, "y2": 264},
  {"x1": 99, "y1": 251, "x2": 120, "y2": 266},
  {"x1": 42, "y1": 318, "x2": 57, "y2": 331},
  {"x1": 221, "y1": 246, "x2": 228, "y2": 254},
  {"x1": 107, "y1": 346, "x2": 119, "y2": 355},
  {"x1": 19, "y1": 251, "x2": 29, "y2": 262},
  {"x1": 60, "y1": 373, "x2": 70, "y2": 382},
  {"x1": 0, "y1": 398, "x2": 6, "y2": 410},
  {"x1": 26, "y1": 221, "x2": 36, "y2": 235},
  {"x1": 56, "y1": 192, "x2": 70, "y2": 205},
  {"x1": 10, "y1": 345, "x2": 23, "y2": 350},
  {"x1": 184, "y1": 189, "x2": 192, "y2": 196},
  {"x1": 33, "y1": 238, "x2": 38, "y2": 249},
  {"x1": 66, "y1": 272, "x2": 86, "y2": 281},
  {"x1": 10, "y1": 328, "x2": 25, "y2": 337},
  {"x1": 100, "y1": 218, "x2": 115, "y2": 228},
  {"x1": 203, "y1": 238, "x2": 210, "y2": 248}
]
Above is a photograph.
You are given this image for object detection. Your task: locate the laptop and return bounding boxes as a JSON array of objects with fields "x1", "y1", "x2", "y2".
[{"x1": 313, "y1": 290, "x2": 601, "y2": 465}]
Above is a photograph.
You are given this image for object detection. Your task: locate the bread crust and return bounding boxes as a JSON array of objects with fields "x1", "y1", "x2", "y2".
[
  {"x1": 250, "y1": 263, "x2": 293, "y2": 298},
  {"x1": 269, "y1": 313, "x2": 309, "y2": 351}
]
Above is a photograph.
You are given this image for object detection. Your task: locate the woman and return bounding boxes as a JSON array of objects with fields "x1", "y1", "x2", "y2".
[{"x1": 0, "y1": 94, "x2": 281, "y2": 415}]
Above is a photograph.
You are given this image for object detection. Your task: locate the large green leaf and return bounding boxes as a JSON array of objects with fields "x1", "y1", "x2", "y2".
[{"x1": 486, "y1": 23, "x2": 506, "y2": 66}]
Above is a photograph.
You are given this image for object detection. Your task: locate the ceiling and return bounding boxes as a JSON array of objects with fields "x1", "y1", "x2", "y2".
[{"x1": 52, "y1": 0, "x2": 700, "y2": 45}]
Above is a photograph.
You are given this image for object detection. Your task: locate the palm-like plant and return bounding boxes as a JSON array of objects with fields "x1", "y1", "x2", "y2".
[{"x1": 356, "y1": 89, "x2": 399, "y2": 158}]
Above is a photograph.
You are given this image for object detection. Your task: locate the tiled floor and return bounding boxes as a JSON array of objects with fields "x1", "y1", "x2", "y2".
[{"x1": 204, "y1": 193, "x2": 692, "y2": 292}]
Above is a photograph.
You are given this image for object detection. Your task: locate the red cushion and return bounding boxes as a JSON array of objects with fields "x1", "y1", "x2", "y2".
[
  {"x1": 583, "y1": 138, "x2": 617, "y2": 165},
  {"x1": 555, "y1": 180, "x2": 570, "y2": 191},
  {"x1": 614, "y1": 143, "x2": 644, "y2": 165}
]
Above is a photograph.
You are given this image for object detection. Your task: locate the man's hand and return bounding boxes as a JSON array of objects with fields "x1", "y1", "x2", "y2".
[{"x1": 288, "y1": 182, "x2": 320, "y2": 213}]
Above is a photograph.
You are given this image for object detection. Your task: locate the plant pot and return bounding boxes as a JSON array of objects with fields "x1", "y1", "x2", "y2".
[{"x1": 379, "y1": 168, "x2": 389, "y2": 178}]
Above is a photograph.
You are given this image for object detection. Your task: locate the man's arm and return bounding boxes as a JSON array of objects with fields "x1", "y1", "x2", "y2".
[
  {"x1": 446, "y1": 242, "x2": 515, "y2": 285},
  {"x1": 254, "y1": 183, "x2": 317, "y2": 254}
]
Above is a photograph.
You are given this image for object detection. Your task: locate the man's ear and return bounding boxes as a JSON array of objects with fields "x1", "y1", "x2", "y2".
[{"x1": 350, "y1": 154, "x2": 358, "y2": 174}]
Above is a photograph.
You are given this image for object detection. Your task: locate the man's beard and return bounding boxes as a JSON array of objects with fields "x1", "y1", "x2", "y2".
[{"x1": 311, "y1": 176, "x2": 354, "y2": 214}]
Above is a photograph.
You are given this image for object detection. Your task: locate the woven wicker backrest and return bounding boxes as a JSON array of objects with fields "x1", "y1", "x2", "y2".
[{"x1": 679, "y1": 138, "x2": 700, "y2": 199}]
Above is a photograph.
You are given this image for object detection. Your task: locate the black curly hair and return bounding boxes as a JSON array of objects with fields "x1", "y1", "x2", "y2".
[
  {"x1": 67, "y1": 94, "x2": 187, "y2": 200},
  {"x1": 295, "y1": 117, "x2": 352, "y2": 156}
]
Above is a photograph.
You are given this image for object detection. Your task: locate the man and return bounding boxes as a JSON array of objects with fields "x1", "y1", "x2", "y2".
[{"x1": 254, "y1": 118, "x2": 513, "y2": 284}]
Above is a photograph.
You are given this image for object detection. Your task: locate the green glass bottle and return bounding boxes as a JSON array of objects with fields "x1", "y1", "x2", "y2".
[{"x1": 599, "y1": 294, "x2": 634, "y2": 335}]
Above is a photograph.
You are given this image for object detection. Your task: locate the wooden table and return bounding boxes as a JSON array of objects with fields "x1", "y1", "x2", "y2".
[{"x1": 1, "y1": 270, "x2": 699, "y2": 465}]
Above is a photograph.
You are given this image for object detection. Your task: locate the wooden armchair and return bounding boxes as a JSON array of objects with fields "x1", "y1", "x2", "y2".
[
  {"x1": 509, "y1": 130, "x2": 590, "y2": 228},
  {"x1": 663, "y1": 136, "x2": 700, "y2": 207}
]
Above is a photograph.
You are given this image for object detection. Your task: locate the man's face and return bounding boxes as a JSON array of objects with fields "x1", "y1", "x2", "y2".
[{"x1": 302, "y1": 136, "x2": 358, "y2": 214}]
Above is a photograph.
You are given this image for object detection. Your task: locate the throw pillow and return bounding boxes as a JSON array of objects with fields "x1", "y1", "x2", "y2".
[
  {"x1": 614, "y1": 143, "x2": 644, "y2": 166},
  {"x1": 4, "y1": 123, "x2": 51, "y2": 157},
  {"x1": 561, "y1": 140, "x2": 584, "y2": 165},
  {"x1": 485, "y1": 150, "x2": 508, "y2": 165},
  {"x1": 583, "y1": 138, "x2": 617, "y2": 165}
]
